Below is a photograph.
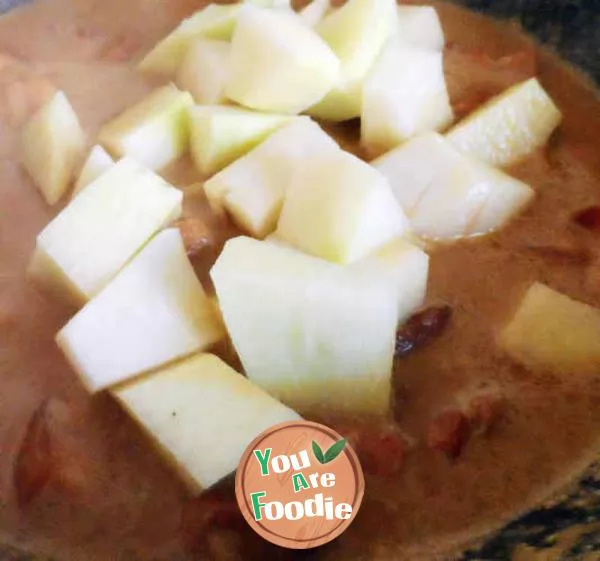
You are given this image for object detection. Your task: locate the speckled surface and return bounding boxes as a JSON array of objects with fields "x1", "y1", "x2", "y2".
[{"x1": 0, "y1": 0, "x2": 599, "y2": 560}]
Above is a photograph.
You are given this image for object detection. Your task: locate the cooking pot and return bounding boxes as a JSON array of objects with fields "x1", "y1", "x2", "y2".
[{"x1": 0, "y1": 0, "x2": 598, "y2": 559}]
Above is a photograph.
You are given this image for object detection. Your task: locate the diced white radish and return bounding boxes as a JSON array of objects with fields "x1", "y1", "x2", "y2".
[
  {"x1": 396, "y1": 6, "x2": 444, "y2": 51},
  {"x1": 30, "y1": 158, "x2": 182, "y2": 303},
  {"x1": 98, "y1": 84, "x2": 193, "y2": 171},
  {"x1": 409, "y1": 162, "x2": 492, "y2": 240},
  {"x1": 72, "y1": 145, "x2": 114, "y2": 197},
  {"x1": 446, "y1": 77, "x2": 562, "y2": 167},
  {"x1": 470, "y1": 172, "x2": 536, "y2": 235},
  {"x1": 500, "y1": 283, "x2": 600, "y2": 376},
  {"x1": 307, "y1": 0, "x2": 397, "y2": 121},
  {"x1": 373, "y1": 132, "x2": 534, "y2": 240},
  {"x1": 211, "y1": 236, "x2": 400, "y2": 416},
  {"x1": 56, "y1": 229, "x2": 224, "y2": 392},
  {"x1": 275, "y1": 149, "x2": 409, "y2": 263},
  {"x1": 372, "y1": 131, "x2": 462, "y2": 215},
  {"x1": 409, "y1": 156, "x2": 533, "y2": 240},
  {"x1": 188, "y1": 105, "x2": 290, "y2": 176},
  {"x1": 204, "y1": 117, "x2": 340, "y2": 237},
  {"x1": 113, "y1": 353, "x2": 300, "y2": 493},
  {"x1": 299, "y1": 0, "x2": 332, "y2": 26},
  {"x1": 176, "y1": 39, "x2": 231, "y2": 105},
  {"x1": 355, "y1": 237, "x2": 429, "y2": 322},
  {"x1": 22, "y1": 91, "x2": 86, "y2": 205},
  {"x1": 226, "y1": 5, "x2": 340, "y2": 114},
  {"x1": 138, "y1": 4, "x2": 240, "y2": 77},
  {"x1": 247, "y1": 0, "x2": 292, "y2": 8},
  {"x1": 361, "y1": 41, "x2": 454, "y2": 155},
  {"x1": 265, "y1": 234, "x2": 430, "y2": 322}
]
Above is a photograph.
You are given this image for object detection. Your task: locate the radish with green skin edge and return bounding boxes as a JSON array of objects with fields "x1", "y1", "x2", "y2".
[
  {"x1": 98, "y1": 84, "x2": 193, "y2": 172},
  {"x1": 446, "y1": 77, "x2": 562, "y2": 167},
  {"x1": 188, "y1": 105, "x2": 291, "y2": 176},
  {"x1": 22, "y1": 90, "x2": 86, "y2": 206},
  {"x1": 72, "y1": 145, "x2": 113, "y2": 198},
  {"x1": 176, "y1": 38, "x2": 231, "y2": 106},
  {"x1": 138, "y1": 4, "x2": 240, "y2": 77},
  {"x1": 56, "y1": 229, "x2": 224, "y2": 392},
  {"x1": 204, "y1": 117, "x2": 340, "y2": 237},
  {"x1": 30, "y1": 158, "x2": 183, "y2": 304},
  {"x1": 307, "y1": 0, "x2": 397, "y2": 121}
]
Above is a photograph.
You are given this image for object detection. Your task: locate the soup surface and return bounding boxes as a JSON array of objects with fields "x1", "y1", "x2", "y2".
[{"x1": 0, "y1": 0, "x2": 600, "y2": 559}]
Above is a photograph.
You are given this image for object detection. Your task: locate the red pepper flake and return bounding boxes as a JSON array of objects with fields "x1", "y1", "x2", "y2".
[
  {"x1": 326, "y1": 421, "x2": 410, "y2": 477},
  {"x1": 395, "y1": 304, "x2": 452, "y2": 357},
  {"x1": 427, "y1": 409, "x2": 471, "y2": 460},
  {"x1": 573, "y1": 206, "x2": 600, "y2": 231},
  {"x1": 357, "y1": 425, "x2": 409, "y2": 477}
]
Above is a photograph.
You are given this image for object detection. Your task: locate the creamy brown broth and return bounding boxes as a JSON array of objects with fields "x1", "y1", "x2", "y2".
[{"x1": 1, "y1": 1, "x2": 600, "y2": 559}]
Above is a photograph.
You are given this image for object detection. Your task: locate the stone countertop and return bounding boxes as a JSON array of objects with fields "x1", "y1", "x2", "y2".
[{"x1": 463, "y1": 462, "x2": 600, "y2": 559}]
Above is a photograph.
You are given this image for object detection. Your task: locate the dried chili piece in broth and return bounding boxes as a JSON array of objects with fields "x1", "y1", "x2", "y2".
[
  {"x1": 395, "y1": 304, "x2": 452, "y2": 357},
  {"x1": 428, "y1": 389, "x2": 506, "y2": 459},
  {"x1": 326, "y1": 421, "x2": 410, "y2": 477},
  {"x1": 572, "y1": 206, "x2": 600, "y2": 231},
  {"x1": 356, "y1": 424, "x2": 410, "y2": 477}
]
